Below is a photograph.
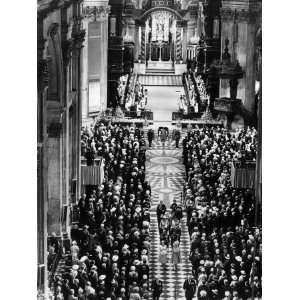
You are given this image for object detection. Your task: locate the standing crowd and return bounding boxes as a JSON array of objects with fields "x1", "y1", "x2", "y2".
[
  {"x1": 182, "y1": 126, "x2": 261, "y2": 300},
  {"x1": 54, "y1": 122, "x2": 261, "y2": 300},
  {"x1": 54, "y1": 123, "x2": 152, "y2": 300}
]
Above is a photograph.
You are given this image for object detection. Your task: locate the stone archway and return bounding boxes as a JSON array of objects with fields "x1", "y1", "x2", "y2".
[
  {"x1": 139, "y1": 6, "x2": 184, "y2": 22},
  {"x1": 138, "y1": 6, "x2": 187, "y2": 70}
]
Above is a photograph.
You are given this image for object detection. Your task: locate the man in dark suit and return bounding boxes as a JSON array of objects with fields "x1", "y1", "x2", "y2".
[
  {"x1": 156, "y1": 200, "x2": 166, "y2": 224},
  {"x1": 151, "y1": 278, "x2": 163, "y2": 300},
  {"x1": 174, "y1": 129, "x2": 181, "y2": 148},
  {"x1": 147, "y1": 128, "x2": 154, "y2": 147},
  {"x1": 183, "y1": 275, "x2": 197, "y2": 300}
]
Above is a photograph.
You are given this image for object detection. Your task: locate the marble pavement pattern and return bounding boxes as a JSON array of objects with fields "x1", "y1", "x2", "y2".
[{"x1": 146, "y1": 139, "x2": 197, "y2": 300}]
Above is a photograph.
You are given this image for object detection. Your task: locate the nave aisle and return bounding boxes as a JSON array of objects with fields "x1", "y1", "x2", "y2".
[{"x1": 146, "y1": 139, "x2": 197, "y2": 300}]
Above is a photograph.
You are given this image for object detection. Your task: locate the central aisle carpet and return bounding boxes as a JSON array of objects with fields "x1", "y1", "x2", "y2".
[{"x1": 146, "y1": 139, "x2": 197, "y2": 300}]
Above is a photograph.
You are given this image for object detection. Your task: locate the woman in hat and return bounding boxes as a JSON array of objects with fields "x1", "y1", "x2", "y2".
[
  {"x1": 71, "y1": 241, "x2": 80, "y2": 263},
  {"x1": 172, "y1": 240, "x2": 181, "y2": 271},
  {"x1": 159, "y1": 214, "x2": 169, "y2": 234},
  {"x1": 159, "y1": 239, "x2": 168, "y2": 268},
  {"x1": 129, "y1": 286, "x2": 141, "y2": 300}
]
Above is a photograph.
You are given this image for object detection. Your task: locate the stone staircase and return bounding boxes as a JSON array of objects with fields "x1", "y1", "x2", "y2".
[{"x1": 138, "y1": 74, "x2": 182, "y2": 86}]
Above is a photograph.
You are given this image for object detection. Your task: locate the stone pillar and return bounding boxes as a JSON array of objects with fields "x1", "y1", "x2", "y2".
[
  {"x1": 187, "y1": 20, "x2": 197, "y2": 47},
  {"x1": 220, "y1": 0, "x2": 261, "y2": 114},
  {"x1": 81, "y1": 19, "x2": 89, "y2": 120},
  {"x1": 37, "y1": 23, "x2": 49, "y2": 296},
  {"x1": 83, "y1": 1, "x2": 110, "y2": 113},
  {"x1": 175, "y1": 25, "x2": 182, "y2": 62},
  {"x1": 134, "y1": 23, "x2": 141, "y2": 62},
  {"x1": 72, "y1": 20, "x2": 86, "y2": 210},
  {"x1": 140, "y1": 25, "x2": 146, "y2": 62},
  {"x1": 46, "y1": 122, "x2": 63, "y2": 235},
  {"x1": 182, "y1": 26, "x2": 188, "y2": 62},
  {"x1": 99, "y1": 7, "x2": 109, "y2": 111}
]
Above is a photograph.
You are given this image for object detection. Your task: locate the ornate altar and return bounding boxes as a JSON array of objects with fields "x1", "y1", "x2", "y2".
[{"x1": 146, "y1": 10, "x2": 175, "y2": 64}]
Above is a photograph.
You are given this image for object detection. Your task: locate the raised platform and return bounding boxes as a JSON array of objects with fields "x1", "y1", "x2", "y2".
[
  {"x1": 147, "y1": 60, "x2": 174, "y2": 71},
  {"x1": 146, "y1": 68, "x2": 175, "y2": 75},
  {"x1": 134, "y1": 62, "x2": 186, "y2": 75},
  {"x1": 138, "y1": 74, "x2": 182, "y2": 86}
]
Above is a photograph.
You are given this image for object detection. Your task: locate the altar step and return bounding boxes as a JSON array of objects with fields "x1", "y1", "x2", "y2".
[
  {"x1": 146, "y1": 68, "x2": 175, "y2": 74},
  {"x1": 138, "y1": 74, "x2": 182, "y2": 86}
]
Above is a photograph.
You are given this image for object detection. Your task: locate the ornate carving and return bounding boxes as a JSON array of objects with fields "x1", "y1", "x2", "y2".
[
  {"x1": 220, "y1": 8, "x2": 235, "y2": 21},
  {"x1": 151, "y1": 0, "x2": 173, "y2": 8},
  {"x1": 82, "y1": 5, "x2": 111, "y2": 21},
  {"x1": 73, "y1": 15, "x2": 83, "y2": 26},
  {"x1": 188, "y1": 2, "x2": 198, "y2": 18},
  {"x1": 222, "y1": 39, "x2": 231, "y2": 62},
  {"x1": 70, "y1": 14, "x2": 86, "y2": 53},
  {"x1": 61, "y1": 21, "x2": 69, "y2": 36},
  {"x1": 38, "y1": 58, "x2": 50, "y2": 88},
  {"x1": 37, "y1": 38, "x2": 47, "y2": 60},
  {"x1": 62, "y1": 39, "x2": 72, "y2": 64},
  {"x1": 48, "y1": 23, "x2": 59, "y2": 38},
  {"x1": 221, "y1": 8, "x2": 260, "y2": 23},
  {"x1": 49, "y1": 0, "x2": 60, "y2": 11},
  {"x1": 72, "y1": 29, "x2": 86, "y2": 50}
]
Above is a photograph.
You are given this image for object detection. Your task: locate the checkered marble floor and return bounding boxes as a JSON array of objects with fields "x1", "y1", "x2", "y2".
[{"x1": 146, "y1": 140, "x2": 197, "y2": 300}]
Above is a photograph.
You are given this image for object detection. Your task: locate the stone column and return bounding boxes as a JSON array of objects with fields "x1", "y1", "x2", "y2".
[
  {"x1": 175, "y1": 25, "x2": 182, "y2": 62},
  {"x1": 72, "y1": 20, "x2": 86, "y2": 210},
  {"x1": 99, "y1": 6, "x2": 109, "y2": 111},
  {"x1": 83, "y1": 1, "x2": 110, "y2": 113},
  {"x1": 37, "y1": 23, "x2": 49, "y2": 296},
  {"x1": 81, "y1": 19, "x2": 89, "y2": 120},
  {"x1": 182, "y1": 26, "x2": 188, "y2": 62},
  {"x1": 134, "y1": 24, "x2": 140, "y2": 61},
  {"x1": 46, "y1": 122, "x2": 63, "y2": 235},
  {"x1": 140, "y1": 25, "x2": 146, "y2": 62}
]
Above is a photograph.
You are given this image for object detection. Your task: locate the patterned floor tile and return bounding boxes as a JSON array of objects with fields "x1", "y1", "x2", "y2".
[{"x1": 146, "y1": 140, "x2": 197, "y2": 300}]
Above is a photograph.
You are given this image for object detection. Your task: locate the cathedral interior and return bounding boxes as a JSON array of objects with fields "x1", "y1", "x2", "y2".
[{"x1": 37, "y1": 0, "x2": 262, "y2": 299}]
